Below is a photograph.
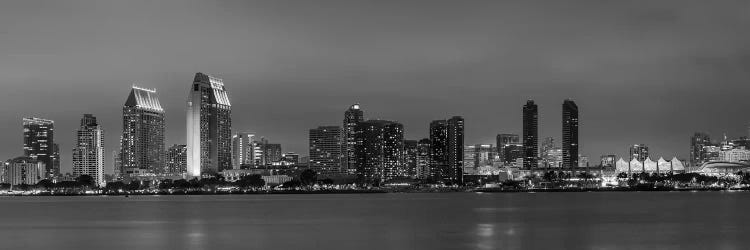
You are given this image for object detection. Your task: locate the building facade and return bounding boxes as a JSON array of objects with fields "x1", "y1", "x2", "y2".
[
  {"x1": 23, "y1": 117, "x2": 58, "y2": 178},
  {"x1": 629, "y1": 144, "x2": 649, "y2": 161},
  {"x1": 343, "y1": 104, "x2": 364, "y2": 173},
  {"x1": 72, "y1": 114, "x2": 105, "y2": 187},
  {"x1": 403, "y1": 140, "x2": 419, "y2": 178},
  {"x1": 166, "y1": 144, "x2": 187, "y2": 174},
  {"x1": 600, "y1": 154, "x2": 617, "y2": 167},
  {"x1": 264, "y1": 144, "x2": 282, "y2": 165},
  {"x1": 523, "y1": 100, "x2": 538, "y2": 169},
  {"x1": 3, "y1": 157, "x2": 45, "y2": 186},
  {"x1": 232, "y1": 132, "x2": 255, "y2": 169},
  {"x1": 354, "y1": 120, "x2": 404, "y2": 184},
  {"x1": 463, "y1": 144, "x2": 494, "y2": 174},
  {"x1": 120, "y1": 87, "x2": 165, "y2": 176},
  {"x1": 429, "y1": 120, "x2": 448, "y2": 181},
  {"x1": 429, "y1": 117, "x2": 464, "y2": 184},
  {"x1": 719, "y1": 148, "x2": 750, "y2": 163},
  {"x1": 562, "y1": 99, "x2": 579, "y2": 168},
  {"x1": 416, "y1": 138, "x2": 431, "y2": 180},
  {"x1": 309, "y1": 126, "x2": 343, "y2": 174},
  {"x1": 496, "y1": 134, "x2": 521, "y2": 163},
  {"x1": 690, "y1": 132, "x2": 712, "y2": 166},
  {"x1": 187, "y1": 72, "x2": 232, "y2": 177}
]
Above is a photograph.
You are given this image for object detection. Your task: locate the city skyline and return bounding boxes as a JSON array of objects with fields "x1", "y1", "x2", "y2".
[{"x1": 2, "y1": 1, "x2": 750, "y2": 174}]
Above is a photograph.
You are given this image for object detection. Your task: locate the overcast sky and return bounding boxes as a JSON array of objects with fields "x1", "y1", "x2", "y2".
[{"x1": 1, "y1": 0, "x2": 750, "y2": 173}]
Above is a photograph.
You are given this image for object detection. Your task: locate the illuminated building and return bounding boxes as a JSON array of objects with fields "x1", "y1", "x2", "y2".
[
  {"x1": 264, "y1": 143, "x2": 282, "y2": 165},
  {"x1": 429, "y1": 117, "x2": 464, "y2": 184},
  {"x1": 343, "y1": 104, "x2": 364, "y2": 173},
  {"x1": 496, "y1": 134, "x2": 521, "y2": 163},
  {"x1": 232, "y1": 132, "x2": 255, "y2": 169},
  {"x1": 187, "y1": 72, "x2": 232, "y2": 177},
  {"x1": 719, "y1": 148, "x2": 750, "y2": 163},
  {"x1": 690, "y1": 132, "x2": 712, "y2": 166},
  {"x1": 72, "y1": 114, "x2": 105, "y2": 187},
  {"x1": 2, "y1": 157, "x2": 45, "y2": 186},
  {"x1": 523, "y1": 100, "x2": 538, "y2": 169},
  {"x1": 430, "y1": 120, "x2": 448, "y2": 181},
  {"x1": 416, "y1": 138, "x2": 431, "y2": 179},
  {"x1": 463, "y1": 144, "x2": 494, "y2": 174},
  {"x1": 354, "y1": 120, "x2": 404, "y2": 183},
  {"x1": 23, "y1": 117, "x2": 58, "y2": 178},
  {"x1": 562, "y1": 99, "x2": 579, "y2": 168},
  {"x1": 578, "y1": 155, "x2": 589, "y2": 168},
  {"x1": 120, "y1": 86, "x2": 165, "y2": 176},
  {"x1": 309, "y1": 126, "x2": 343, "y2": 174},
  {"x1": 281, "y1": 152, "x2": 299, "y2": 165},
  {"x1": 543, "y1": 148, "x2": 562, "y2": 168},
  {"x1": 166, "y1": 144, "x2": 187, "y2": 174},
  {"x1": 447, "y1": 116, "x2": 464, "y2": 184},
  {"x1": 404, "y1": 140, "x2": 419, "y2": 178},
  {"x1": 615, "y1": 157, "x2": 685, "y2": 174},
  {"x1": 629, "y1": 144, "x2": 649, "y2": 161},
  {"x1": 600, "y1": 155, "x2": 617, "y2": 167}
]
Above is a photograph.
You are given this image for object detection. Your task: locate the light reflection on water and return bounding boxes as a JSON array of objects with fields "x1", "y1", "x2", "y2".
[{"x1": 0, "y1": 192, "x2": 748, "y2": 250}]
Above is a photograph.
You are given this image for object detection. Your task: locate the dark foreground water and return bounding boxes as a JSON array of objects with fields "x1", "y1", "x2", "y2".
[{"x1": 0, "y1": 192, "x2": 748, "y2": 250}]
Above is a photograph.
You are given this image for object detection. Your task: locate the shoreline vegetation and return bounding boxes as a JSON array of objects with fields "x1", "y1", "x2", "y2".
[
  {"x1": 2, "y1": 170, "x2": 750, "y2": 196},
  {"x1": 2, "y1": 186, "x2": 749, "y2": 197}
]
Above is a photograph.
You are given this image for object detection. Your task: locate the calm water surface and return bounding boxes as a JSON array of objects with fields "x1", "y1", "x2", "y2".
[{"x1": 0, "y1": 192, "x2": 748, "y2": 250}]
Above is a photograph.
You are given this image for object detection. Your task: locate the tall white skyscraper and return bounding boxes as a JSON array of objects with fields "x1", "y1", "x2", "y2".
[
  {"x1": 187, "y1": 72, "x2": 232, "y2": 177},
  {"x1": 73, "y1": 114, "x2": 105, "y2": 186}
]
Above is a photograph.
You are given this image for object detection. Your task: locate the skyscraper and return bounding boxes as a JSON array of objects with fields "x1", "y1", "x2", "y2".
[
  {"x1": 232, "y1": 132, "x2": 255, "y2": 169},
  {"x1": 429, "y1": 117, "x2": 464, "y2": 184},
  {"x1": 23, "y1": 117, "x2": 57, "y2": 178},
  {"x1": 416, "y1": 138, "x2": 431, "y2": 179},
  {"x1": 496, "y1": 134, "x2": 521, "y2": 164},
  {"x1": 166, "y1": 144, "x2": 187, "y2": 174},
  {"x1": 309, "y1": 126, "x2": 343, "y2": 174},
  {"x1": 690, "y1": 132, "x2": 711, "y2": 166},
  {"x1": 447, "y1": 116, "x2": 464, "y2": 184},
  {"x1": 429, "y1": 120, "x2": 448, "y2": 181},
  {"x1": 264, "y1": 143, "x2": 282, "y2": 165},
  {"x1": 403, "y1": 140, "x2": 419, "y2": 178},
  {"x1": 187, "y1": 72, "x2": 232, "y2": 177},
  {"x1": 629, "y1": 144, "x2": 649, "y2": 161},
  {"x1": 354, "y1": 120, "x2": 404, "y2": 184},
  {"x1": 72, "y1": 114, "x2": 105, "y2": 187},
  {"x1": 343, "y1": 104, "x2": 364, "y2": 173},
  {"x1": 120, "y1": 86, "x2": 165, "y2": 176},
  {"x1": 523, "y1": 100, "x2": 538, "y2": 169},
  {"x1": 562, "y1": 99, "x2": 579, "y2": 168}
]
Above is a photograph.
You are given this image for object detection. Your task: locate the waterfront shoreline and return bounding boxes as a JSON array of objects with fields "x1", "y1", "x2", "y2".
[{"x1": 2, "y1": 187, "x2": 749, "y2": 196}]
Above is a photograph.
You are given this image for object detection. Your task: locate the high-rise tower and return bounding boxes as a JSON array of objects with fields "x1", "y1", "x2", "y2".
[
  {"x1": 72, "y1": 114, "x2": 105, "y2": 186},
  {"x1": 120, "y1": 86, "x2": 165, "y2": 176},
  {"x1": 690, "y1": 132, "x2": 711, "y2": 166},
  {"x1": 309, "y1": 126, "x2": 343, "y2": 174},
  {"x1": 343, "y1": 104, "x2": 364, "y2": 173},
  {"x1": 354, "y1": 120, "x2": 404, "y2": 184},
  {"x1": 23, "y1": 117, "x2": 58, "y2": 178},
  {"x1": 562, "y1": 99, "x2": 579, "y2": 168},
  {"x1": 187, "y1": 72, "x2": 232, "y2": 177},
  {"x1": 523, "y1": 100, "x2": 538, "y2": 169},
  {"x1": 232, "y1": 132, "x2": 255, "y2": 169},
  {"x1": 447, "y1": 116, "x2": 464, "y2": 184},
  {"x1": 429, "y1": 116, "x2": 464, "y2": 184}
]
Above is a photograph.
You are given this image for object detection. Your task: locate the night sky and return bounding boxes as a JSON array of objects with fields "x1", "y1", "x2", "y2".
[{"x1": 1, "y1": 0, "x2": 749, "y2": 174}]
